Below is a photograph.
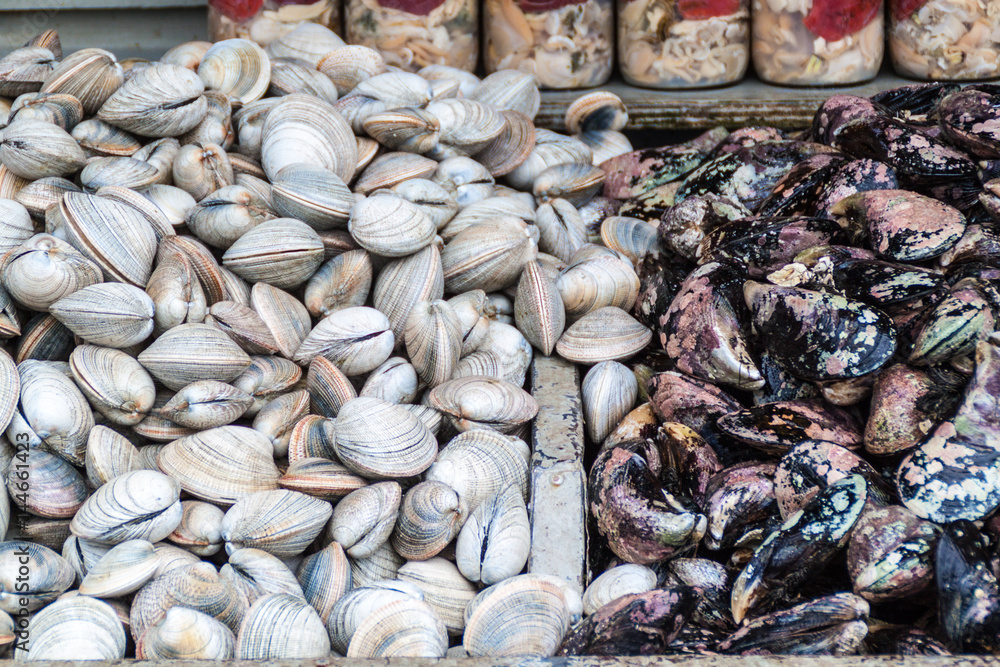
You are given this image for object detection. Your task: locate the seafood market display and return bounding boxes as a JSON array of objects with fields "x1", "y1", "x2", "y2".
[
  {"x1": 618, "y1": 0, "x2": 750, "y2": 88},
  {"x1": 345, "y1": 0, "x2": 479, "y2": 72},
  {"x1": 209, "y1": 0, "x2": 341, "y2": 45},
  {"x1": 889, "y1": 0, "x2": 1000, "y2": 81},
  {"x1": 0, "y1": 22, "x2": 997, "y2": 660},
  {"x1": 751, "y1": 0, "x2": 884, "y2": 84},
  {"x1": 483, "y1": 0, "x2": 614, "y2": 89}
]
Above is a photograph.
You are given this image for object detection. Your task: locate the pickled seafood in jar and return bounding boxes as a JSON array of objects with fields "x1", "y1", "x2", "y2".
[
  {"x1": 209, "y1": 0, "x2": 341, "y2": 44},
  {"x1": 751, "y1": 0, "x2": 884, "y2": 85},
  {"x1": 484, "y1": 0, "x2": 614, "y2": 89},
  {"x1": 619, "y1": 0, "x2": 750, "y2": 88},
  {"x1": 889, "y1": 0, "x2": 1000, "y2": 81},
  {"x1": 345, "y1": 0, "x2": 479, "y2": 72}
]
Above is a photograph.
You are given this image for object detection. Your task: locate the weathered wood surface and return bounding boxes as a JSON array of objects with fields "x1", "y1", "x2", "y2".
[
  {"x1": 535, "y1": 71, "x2": 916, "y2": 131},
  {"x1": 529, "y1": 355, "x2": 588, "y2": 592}
]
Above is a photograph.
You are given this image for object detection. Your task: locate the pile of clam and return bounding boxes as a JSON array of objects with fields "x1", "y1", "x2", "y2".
[{"x1": 0, "y1": 23, "x2": 657, "y2": 661}]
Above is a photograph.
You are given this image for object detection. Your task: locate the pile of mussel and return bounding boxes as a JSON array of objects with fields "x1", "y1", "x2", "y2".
[
  {"x1": 0, "y1": 22, "x2": 997, "y2": 660},
  {"x1": 584, "y1": 83, "x2": 1000, "y2": 656}
]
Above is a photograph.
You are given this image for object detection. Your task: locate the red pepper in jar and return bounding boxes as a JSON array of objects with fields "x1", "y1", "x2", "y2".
[
  {"x1": 803, "y1": 0, "x2": 882, "y2": 42},
  {"x1": 516, "y1": 0, "x2": 589, "y2": 14},
  {"x1": 377, "y1": 0, "x2": 447, "y2": 15},
  {"x1": 676, "y1": 0, "x2": 742, "y2": 20},
  {"x1": 209, "y1": 0, "x2": 265, "y2": 21},
  {"x1": 890, "y1": 0, "x2": 926, "y2": 21}
]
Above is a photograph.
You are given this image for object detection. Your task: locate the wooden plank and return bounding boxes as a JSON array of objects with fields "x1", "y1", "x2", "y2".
[
  {"x1": 528, "y1": 354, "x2": 588, "y2": 593},
  {"x1": 535, "y1": 71, "x2": 917, "y2": 131},
  {"x1": 0, "y1": 8, "x2": 207, "y2": 59}
]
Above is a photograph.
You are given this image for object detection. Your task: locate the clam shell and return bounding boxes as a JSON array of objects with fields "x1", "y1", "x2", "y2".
[
  {"x1": 349, "y1": 192, "x2": 436, "y2": 258},
  {"x1": 362, "y1": 107, "x2": 440, "y2": 154},
  {"x1": 475, "y1": 110, "x2": 536, "y2": 177},
  {"x1": 145, "y1": 253, "x2": 208, "y2": 334},
  {"x1": 373, "y1": 244, "x2": 445, "y2": 343},
  {"x1": 350, "y1": 541, "x2": 406, "y2": 588},
  {"x1": 2, "y1": 233, "x2": 103, "y2": 311},
  {"x1": 261, "y1": 93, "x2": 356, "y2": 185},
  {"x1": 130, "y1": 562, "x2": 246, "y2": 638},
  {"x1": 279, "y1": 457, "x2": 367, "y2": 501},
  {"x1": 156, "y1": 425, "x2": 281, "y2": 505},
  {"x1": 158, "y1": 380, "x2": 252, "y2": 430},
  {"x1": 251, "y1": 282, "x2": 313, "y2": 359},
  {"x1": 85, "y1": 425, "x2": 141, "y2": 488},
  {"x1": 470, "y1": 70, "x2": 540, "y2": 120},
  {"x1": 6, "y1": 447, "x2": 86, "y2": 519},
  {"x1": 578, "y1": 129, "x2": 633, "y2": 165},
  {"x1": 265, "y1": 22, "x2": 345, "y2": 67},
  {"x1": 9, "y1": 92, "x2": 83, "y2": 130},
  {"x1": 296, "y1": 542, "x2": 351, "y2": 625},
  {"x1": 271, "y1": 163, "x2": 354, "y2": 230},
  {"x1": 221, "y1": 489, "x2": 332, "y2": 558},
  {"x1": 0, "y1": 541, "x2": 74, "y2": 612},
  {"x1": 136, "y1": 607, "x2": 235, "y2": 660},
  {"x1": 307, "y1": 356, "x2": 357, "y2": 417},
  {"x1": 40, "y1": 48, "x2": 123, "y2": 115},
  {"x1": 304, "y1": 250, "x2": 372, "y2": 317},
  {"x1": 535, "y1": 198, "x2": 587, "y2": 263},
  {"x1": 427, "y1": 375, "x2": 538, "y2": 434},
  {"x1": 15, "y1": 359, "x2": 94, "y2": 466},
  {"x1": 185, "y1": 184, "x2": 274, "y2": 249},
  {"x1": 353, "y1": 152, "x2": 438, "y2": 195},
  {"x1": 582, "y1": 361, "x2": 638, "y2": 444},
  {"x1": 455, "y1": 486, "x2": 530, "y2": 585},
  {"x1": 360, "y1": 356, "x2": 419, "y2": 405},
  {"x1": 0, "y1": 46, "x2": 57, "y2": 98},
  {"x1": 232, "y1": 355, "x2": 302, "y2": 416},
  {"x1": 347, "y1": 597, "x2": 448, "y2": 658},
  {"x1": 327, "y1": 583, "x2": 420, "y2": 653},
  {"x1": 328, "y1": 481, "x2": 401, "y2": 559},
  {"x1": 79, "y1": 539, "x2": 158, "y2": 597},
  {"x1": 441, "y1": 221, "x2": 537, "y2": 294},
  {"x1": 269, "y1": 58, "x2": 339, "y2": 104},
  {"x1": 172, "y1": 142, "x2": 234, "y2": 202},
  {"x1": 293, "y1": 306, "x2": 394, "y2": 375},
  {"x1": 98, "y1": 62, "x2": 207, "y2": 137},
  {"x1": 167, "y1": 500, "x2": 225, "y2": 556},
  {"x1": 69, "y1": 344, "x2": 156, "y2": 426},
  {"x1": 220, "y1": 547, "x2": 304, "y2": 604},
  {"x1": 398, "y1": 557, "x2": 477, "y2": 636},
  {"x1": 533, "y1": 162, "x2": 606, "y2": 207},
  {"x1": 334, "y1": 397, "x2": 438, "y2": 479},
  {"x1": 565, "y1": 91, "x2": 628, "y2": 134},
  {"x1": 405, "y1": 299, "x2": 463, "y2": 387},
  {"x1": 70, "y1": 470, "x2": 182, "y2": 545},
  {"x1": 0, "y1": 119, "x2": 87, "y2": 180},
  {"x1": 599, "y1": 216, "x2": 658, "y2": 264},
  {"x1": 581, "y1": 563, "x2": 658, "y2": 616},
  {"x1": 557, "y1": 255, "x2": 640, "y2": 320},
  {"x1": 514, "y1": 260, "x2": 565, "y2": 356},
  {"x1": 463, "y1": 574, "x2": 571, "y2": 658},
  {"x1": 198, "y1": 38, "x2": 270, "y2": 104},
  {"x1": 392, "y1": 178, "x2": 459, "y2": 231},
  {"x1": 252, "y1": 388, "x2": 309, "y2": 457},
  {"x1": 137, "y1": 323, "x2": 251, "y2": 391},
  {"x1": 50, "y1": 282, "x2": 154, "y2": 349},
  {"x1": 555, "y1": 306, "x2": 652, "y2": 363},
  {"x1": 73, "y1": 119, "x2": 140, "y2": 157},
  {"x1": 60, "y1": 191, "x2": 157, "y2": 287},
  {"x1": 425, "y1": 429, "x2": 529, "y2": 515},
  {"x1": 391, "y1": 480, "x2": 463, "y2": 561},
  {"x1": 222, "y1": 218, "x2": 325, "y2": 289},
  {"x1": 505, "y1": 129, "x2": 591, "y2": 192},
  {"x1": 22, "y1": 596, "x2": 125, "y2": 660},
  {"x1": 427, "y1": 99, "x2": 505, "y2": 156},
  {"x1": 207, "y1": 300, "x2": 280, "y2": 356},
  {"x1": 318, "y1": 46, "x2": 386, "y2": 96},
  {"x1": 0, "y1": 199, "x2": 34, "y2": 253}
]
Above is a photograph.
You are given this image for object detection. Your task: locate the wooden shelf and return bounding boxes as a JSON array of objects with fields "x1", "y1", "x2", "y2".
[{"x1": 536, "y1": 70, "x2": 919, "y2": 131}]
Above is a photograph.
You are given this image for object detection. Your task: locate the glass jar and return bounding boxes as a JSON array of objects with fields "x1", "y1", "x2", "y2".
[
  {"x1": 484, "y1": 0, "x2": 614, "y2": 89},
  {"x1": 619, "y1": 0, "x2": 750, "y2": 88},
  {"x1": 751, "y1": 0, "x2": 884, "y2": 85},
  {"x1": 208, "y1": 0, "x2": 340, "y2": 45},
  {"x1": 889, "y1": 0, "x2": 1000, "y2": 80},
  {"x1": 345, "y1": 0, "x2": 478, "y2": 72}
]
